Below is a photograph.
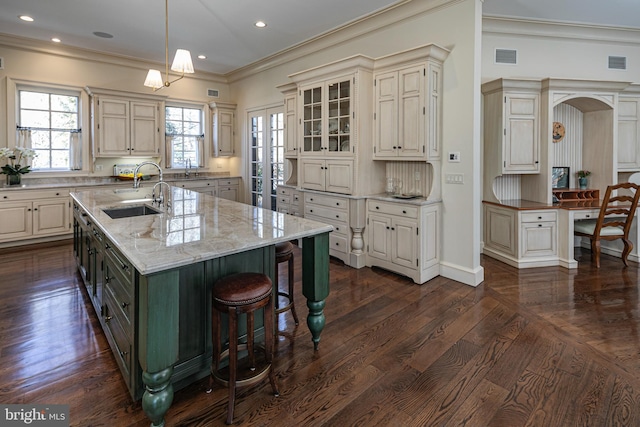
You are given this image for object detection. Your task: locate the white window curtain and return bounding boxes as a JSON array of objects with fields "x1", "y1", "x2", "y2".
[
  {"x1": 165, "y1": 135, "x2": 174, "y2": 168},
  {"x1": 69, "y1": 131, "x2": 82, "y2": 170},
  {"x1": 16, "y1": 129, "x2": 33, "y2": 167},
  {"x1": 197, "y1": 136, "x2": 205, "y2": 168}
]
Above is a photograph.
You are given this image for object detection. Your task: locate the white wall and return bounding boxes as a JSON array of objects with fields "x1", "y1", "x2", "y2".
[{"x1": 482, "y1": 18, "x2": 640, "y2": 83}]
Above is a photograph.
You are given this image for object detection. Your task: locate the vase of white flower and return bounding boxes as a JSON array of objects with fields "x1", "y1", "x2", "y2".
[{"x1": 0, "y1": 147, "x2": 37, "y2": 186}]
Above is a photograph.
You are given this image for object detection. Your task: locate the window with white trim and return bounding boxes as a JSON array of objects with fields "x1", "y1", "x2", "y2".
[
  {"x1": 165, "y1": 105, "x2": 203, "y2": 168},
  {"x1": 18, "y1": 88, "x2": 81, "y2": 171}
]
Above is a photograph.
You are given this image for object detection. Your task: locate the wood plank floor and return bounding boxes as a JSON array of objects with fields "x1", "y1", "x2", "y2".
[{"x1": 2, "y1": 241, "x2": 640, "y2": 426}]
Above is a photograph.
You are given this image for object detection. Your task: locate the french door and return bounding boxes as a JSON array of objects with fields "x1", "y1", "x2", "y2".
[{"x1": 248, "y1": 106, "x2": 284, "y2": 210}]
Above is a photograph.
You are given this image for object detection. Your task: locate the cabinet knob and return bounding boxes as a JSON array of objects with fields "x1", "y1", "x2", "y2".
[
  {"x1": 538, "y1": 216, "x2": 542, "y2": 220},
  {"x1": 105, "y1": 315, "x2": 113, "y2": 323},
  {"x1": 56, "y1": 192, "x2": 60, "y2": 196},
  {"x1": 376, "y1": 206, "x2": 379, "y2": 209},
  {"x1": 397, "y1": 146, "x2": 402, "y2": 149},
  {"x1": 336, "y1": 215, "x2": 340, "y2": 218},
  {"x1": 403, "y1": 210, "x2": 407, "y2": 214},
  {"x1": 310, "y1": 209, "x2": 313, "y2": 213},
  {"x1": 391, "y1": 227, "x2": 395, "y2": 231},
  {"x1": 386, "y1": 226, "x2": 390, "y2": 230},
  {"x1": 538, "y1": 224, "x2": 542, "y2": 227},
  {"x1": 3, "y1": 196, "x2": 7, "y2": 199},
  {"x1": 121, "y1": 301, "x2": 129, "y2": 309}
]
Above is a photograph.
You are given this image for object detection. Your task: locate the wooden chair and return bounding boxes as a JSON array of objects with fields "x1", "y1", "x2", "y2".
[{"x1": 574, "y1": 182, "x2": 640, "y2": 268}]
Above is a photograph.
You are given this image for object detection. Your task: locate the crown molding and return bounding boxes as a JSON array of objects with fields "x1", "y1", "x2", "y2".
[
  {"x1": 483, "y1": 16, "x2": 640, "y2": 46},
  {"x1": 227, "y1": 0, "x2": 465, "y2": 83}
]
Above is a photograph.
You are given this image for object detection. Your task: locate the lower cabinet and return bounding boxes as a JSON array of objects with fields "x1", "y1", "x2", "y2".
[
  {"x1": 170, "y1": 177, "x2": 240, "y2": 201},
  {"x1": 483, "y1": 203, "x2": 558, "y2": 268},
  {"x1": 304, "y1": 192, "x2": 353, "y2": 265},
  {"x1": 366, "y1": 199, "x2": 440, "y2": 284},
  {"x1": 276, "y1": 185, "x2": 303, "y2": 216},
  {"x1": 0, "y1": 189, "x2": 71, "y2": 243}
]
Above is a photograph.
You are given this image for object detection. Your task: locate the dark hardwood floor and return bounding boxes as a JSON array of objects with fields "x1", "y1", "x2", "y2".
[{"x1": 2, "y1": 241, "x2": 640, "y2": 426}]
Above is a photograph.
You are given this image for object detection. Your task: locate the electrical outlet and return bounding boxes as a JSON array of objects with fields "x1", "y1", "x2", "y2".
[
  {"x1": 414, "y1": 171, "x2": 420, "y2": 181},
  {"x1": 445, "y1": 173, "x2": 464, "y2": 184},
  {"x1": 95, "y1": 164, "x2": 103, "y2": 171}
]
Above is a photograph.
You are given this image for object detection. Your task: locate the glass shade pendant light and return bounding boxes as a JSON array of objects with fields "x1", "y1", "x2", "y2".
[{"x1": 144, "y1": 0, "x2": 194, "y2": 90}]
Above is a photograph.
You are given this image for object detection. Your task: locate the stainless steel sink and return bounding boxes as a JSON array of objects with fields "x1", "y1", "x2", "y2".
[{"x1": 103, "y1": 205, "x2": 161, "y2": 219}]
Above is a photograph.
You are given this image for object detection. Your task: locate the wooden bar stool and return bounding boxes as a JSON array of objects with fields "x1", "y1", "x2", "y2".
[
  {"x1": 207, "y1": 272, "x2": 279, "y2": 424},
  {"x1": 275, "y1": 241, "x2": 299, "y2": 325}
]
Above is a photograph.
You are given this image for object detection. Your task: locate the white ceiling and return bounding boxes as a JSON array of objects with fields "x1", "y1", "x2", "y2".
[{"x1": 0, "y1": 0, "x2": 638, "y2": 76}]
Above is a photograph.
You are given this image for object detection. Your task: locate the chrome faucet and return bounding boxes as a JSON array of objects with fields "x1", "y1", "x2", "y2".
[
  {"x1": 185, "y1": 158, "x2": 191, "y2": 178},
  {"x1": 152, "y1": 181, "x2": 172, "y2": 208},
  {"x1": 133, "y1": 161, "x2": 163, "y2": 189}
]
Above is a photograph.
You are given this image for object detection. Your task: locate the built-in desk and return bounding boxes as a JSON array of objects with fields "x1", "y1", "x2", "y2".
[{"x1": 483, "y1": 198, "x2": 638, "y2": 269}]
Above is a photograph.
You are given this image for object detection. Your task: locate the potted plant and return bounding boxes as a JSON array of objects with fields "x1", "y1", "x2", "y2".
[
  {"x1": 577, "y1": 170, "x2": 591, "y2": 189},
  {"x1": 0, "y1": 147, "x2": 37, "y2": 186}
]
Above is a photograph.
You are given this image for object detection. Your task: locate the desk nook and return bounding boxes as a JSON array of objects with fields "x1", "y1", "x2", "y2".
[{"x1": 482, "y1": 78, "x2": 640, "y2": 269}]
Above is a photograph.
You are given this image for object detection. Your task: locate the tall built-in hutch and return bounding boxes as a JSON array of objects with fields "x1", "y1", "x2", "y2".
[{"x1": 277, "y1": 44, "x2": 450, "y2": 284}]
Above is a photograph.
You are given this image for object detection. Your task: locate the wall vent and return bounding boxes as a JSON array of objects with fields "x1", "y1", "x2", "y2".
[
  {"x1": 495, "y1": 49, "x2": 517, "y2": 65},
  {"x1": 0, "y1": 57, "x2": 4, "y2": 70},
  {"x1": 608, "y1": 56, "x2": 627, "y2": 70},
  {"x1": 207, "y1": 88, "x2": 219, "y2": 98}
]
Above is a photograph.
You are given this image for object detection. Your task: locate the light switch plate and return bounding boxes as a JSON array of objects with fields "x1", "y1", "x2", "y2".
[
  {"x1": 445, "y1": 173, "x2": 464, "y2": 184},
  {"x1": 448, "y1": 152, "x2": 460, "y2": 162}
]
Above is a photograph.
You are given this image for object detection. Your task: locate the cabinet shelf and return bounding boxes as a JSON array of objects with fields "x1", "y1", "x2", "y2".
[{"x1": 552, "y1": 188, "x2": 600, "y2": 201}]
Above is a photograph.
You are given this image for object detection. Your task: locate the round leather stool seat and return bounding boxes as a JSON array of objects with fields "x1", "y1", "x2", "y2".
[
  {"x1": 213, "y1": 272, "x2": 272, "y2": 308},
  {"x1": 275, "y1": 241, "x2": 294, "y2": 257},
  {"x1": 208, "y1": 272, "x2": 279, "y2": 425},
  {"x1": 275, "y1": 241, "x2": 298, "y2": 325}
]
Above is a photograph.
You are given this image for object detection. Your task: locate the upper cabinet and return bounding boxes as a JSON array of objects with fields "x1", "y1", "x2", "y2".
[
  {"x1": 618, "y1": 95, "x2": 640, "y2": 171},
  {"x1": 86, "y1": 87, "x2": 166, "y2": 158},
  {"x1": 299, "y1": 76, "x2": 354, "y2": 156},
  {"x1": 482, "y1": 79, "x2": 541, "y2": 175},
  {"x1": 372, "y1": 44, "x2": 449, "y2": 161},
  {"x1": 279, "y1": 83, "x2": 298, "y2": 157},
  {"x1": 210, "y1": 102, "x2": 236, "y2": 157}
]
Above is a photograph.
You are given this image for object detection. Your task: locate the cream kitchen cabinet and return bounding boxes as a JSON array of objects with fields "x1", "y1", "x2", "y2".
[
  {"x1": 304, "y1": 192, "x2": 355, "y2": 266},
  {"x1": 216, "y1": 178, "x2": 240, "y2": 201},
  {"x1": 366, "y1": 199, "x2": 440, "y2": 284},
  {"x1": 281, "y1": 85, "x2": 298, "y2": 157},
  {"x1": 372, "y1": 44, "x2": 449, "y2": 161},
  {"x1": 210, "y1": 102, "x2": 236, "y2": 157},
  {"x1": 299, "y1": 158, "x2": 353, "y2": 194},
  {"x1": 0, "y1": 189, "x2": 71, "y2": 244},
  {"x1": 483, "y1": 203, "x2": 558, "y2": 268},
  {"x1": 482, "y1": 79, "x2": 541, "y2": 174},
  {"x1": 170, "y1": 177, "x2": 240, "y2": 201},
  {"x1": 618, "y1": 95, "x2": 640, "y2": 171},
  {"x1": 86, "y1": 88, "x2": 165, "y2": 158},
  {"x1": 276, "y1": 185, "x2": 303, "y2": 216}
]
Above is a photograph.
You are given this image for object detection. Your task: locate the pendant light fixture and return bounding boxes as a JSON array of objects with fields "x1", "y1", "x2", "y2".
[{"x1": 144, "y1": 0, "x2": 194, "y2": 90}]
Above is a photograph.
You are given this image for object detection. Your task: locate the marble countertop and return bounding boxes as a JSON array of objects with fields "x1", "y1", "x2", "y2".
[{"x1": 71, "y1": 187, "x2": 332, "y2": 275}]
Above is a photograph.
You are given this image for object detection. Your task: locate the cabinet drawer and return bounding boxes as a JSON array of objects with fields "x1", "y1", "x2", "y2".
[
  {"x1": 305, "y1": 205, "x2": 348, "y2": 223},
  {"x1": 103, "y1": 290, "x2": 133, "y2": 382},
  {"x1": 574, "y1": 210, "x2": 599, "y2": 220},
  {"x1": 278, "y1": 195, "x2": 291, "y2": 205},
  {"x1": 218, "y1": 178, "x2": 240, "y2": 186},
  {"x1": 278, "y1": 187, "x2": 292, "y2": 196},
  {"x1": 0, "y1": 188, "x2": 69, "y2": 201},
  {"x1": 368, "y1": 201, "x2": 418, "y2": 218},
  {"x1": 329, "y1": 233, "x2": 348, "y2": 255},
  {"x1": 304, "y1": 193, "x2": 347, "y2": 210},
  {"x1": 306, "y1": 213, "x2": 348, "y2": 237},
  {"x1": 521, "y1": 211, "x2": 556, "y2": 223},
  {"x1": 105, "y1": 242, "x2": 134, "y2": 284},
  {"x1": 105, "y1": 267, "x2": 134, "y2": 332}
]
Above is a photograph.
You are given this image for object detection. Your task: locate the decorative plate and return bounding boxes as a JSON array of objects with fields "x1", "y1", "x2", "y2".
[{"x1": 552, "y1": 122, "x2": 565, "y2": 143}]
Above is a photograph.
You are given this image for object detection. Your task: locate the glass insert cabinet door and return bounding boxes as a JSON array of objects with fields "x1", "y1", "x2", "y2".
[{"x1": 301, "y1": 78, "x2": 351, "y2": 154}]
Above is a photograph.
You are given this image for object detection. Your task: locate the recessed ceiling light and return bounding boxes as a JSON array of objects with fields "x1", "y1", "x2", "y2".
[
  {"x1": 93, "y1": 31, "x2": 114, "y2": 39},
  {"x1": 255, "y1": 21, "x2": 266, "y2": 28},
  {"x1": 19, "y1": 15, "x2": 34, "y2": 22},
  {"x1": 51, "y1": 38, "x2": 61, "y2": 43},
  {"x1": 198, "y1": 55, "x2": 206, "y2": 59}
]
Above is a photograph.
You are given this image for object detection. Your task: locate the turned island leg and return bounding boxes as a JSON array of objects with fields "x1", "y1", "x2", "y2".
[
  {"x1": 302, "y1": 232, "x2": 330, "y2": 350},
  {"x1": 139, "y1": 271, "x2": 180, "y2": 426}
]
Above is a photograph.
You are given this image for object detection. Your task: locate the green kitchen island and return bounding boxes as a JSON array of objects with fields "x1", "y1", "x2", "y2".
[{"x1": 71, "y1": 186, "x2": 332, "y2": 427}]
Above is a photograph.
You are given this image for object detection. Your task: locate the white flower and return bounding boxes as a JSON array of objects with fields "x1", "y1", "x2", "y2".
[{"x1": 0, "y1": 147, "x2": 13, "y2": 159}]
